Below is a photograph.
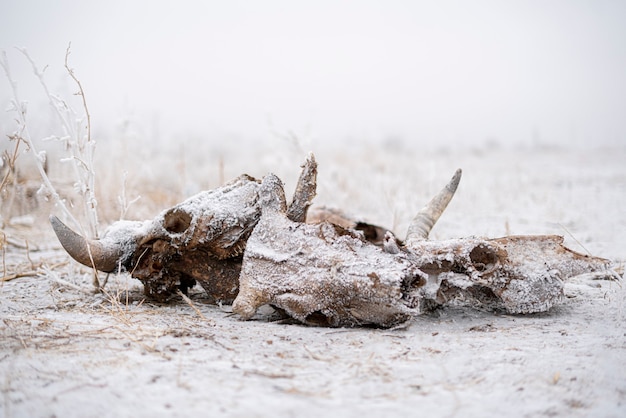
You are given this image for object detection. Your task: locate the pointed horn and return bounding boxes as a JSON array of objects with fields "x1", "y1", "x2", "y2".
[
  {"x1": 50, "y1": 215, "x2": 123, "y2": 273},
  {"x1": 259, "y1": 173, "x2": 287, "y2": 214},
  {"x1": 406, "y1": 169, "x2": 462, "y2": 244},
  {"x1": 287, "y1": 152, "x2": 317, "y2": 223}
]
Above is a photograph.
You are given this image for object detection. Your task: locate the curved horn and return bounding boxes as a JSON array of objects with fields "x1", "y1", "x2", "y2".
[
  {"x1": 406, "y1": 169, "x2": 462, "y2": 244},
  {"x1": 50, "y1": 215, "x2": 124, "y2": 273}
]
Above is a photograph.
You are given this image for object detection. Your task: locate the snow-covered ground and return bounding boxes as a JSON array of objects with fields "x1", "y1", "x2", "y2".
[{"x1": 1, "y1": 144, "x2": 625, "y2": 417}]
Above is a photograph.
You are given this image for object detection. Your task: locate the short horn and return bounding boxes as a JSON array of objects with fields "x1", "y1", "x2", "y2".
[
  {"x1": 50, "y1": 215, "x2": 123, "y2": 273},
  {"x1": 406, "y1": 169, "x2": 462, "y2": 244}
]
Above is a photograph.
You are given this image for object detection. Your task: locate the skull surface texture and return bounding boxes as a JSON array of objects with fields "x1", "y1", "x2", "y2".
[
  {"x1": 51, "y1": 154, "x2": 620, "y2": 326},
  {"x1": 51, "y1": 154, "x2": 318, "y2": 302},
  {"x1": 232, "y1": 173, "x2": 427, "y2": 327},
  {"x1": 232, "y1": 169, "x2": 618, "y2": 327}
]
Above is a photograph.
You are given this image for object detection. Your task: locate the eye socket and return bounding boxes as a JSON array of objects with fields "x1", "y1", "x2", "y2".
[
  {"x1": 163, "y1": 209, "x2": 192, "y2": 234},
  {"x1": 469, "y1": 245, "x2": 500, "y2": 272}
]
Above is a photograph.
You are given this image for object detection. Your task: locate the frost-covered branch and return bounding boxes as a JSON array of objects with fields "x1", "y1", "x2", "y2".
[
  {"x1": 118, "y1": 170, "x2": 141, "y2": 220},
  {"x1": 0, "y1": 50, "x2": 80, "y2": 230},
  {"x1": 63, "y1": 44, "x2": 99, "y2": 238},
  {"x1": 11, "y1": 45, "x2": 100, "y2": 239},
  {"x1": 2, "y1": 47, "x2": 103, "y2": 290}
]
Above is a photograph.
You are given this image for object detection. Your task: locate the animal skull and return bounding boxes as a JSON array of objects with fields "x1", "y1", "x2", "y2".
[
  {"x1": 232, "y1": 170, "x2": 617, "y2": 327},
  {"x1": 51, "y1": 154, "x2": 319, "y2": 302},
  {"x1": 232, "y1": 173, "x2": 427, "y2": 327},
  {"x1": 51, "y1": 154, "x2": 619, "y2": 327}
]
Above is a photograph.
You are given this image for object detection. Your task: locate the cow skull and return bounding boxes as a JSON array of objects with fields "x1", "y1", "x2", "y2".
[
  {"x1": 51, "y1": 154, "x2": 619, "y2": 327},
  {"x1": 51, "y1": 154, "x2": 318, "y2": 302},
  {"x1": 232, "y1": 170, "x2": 617, "y2": 327}
]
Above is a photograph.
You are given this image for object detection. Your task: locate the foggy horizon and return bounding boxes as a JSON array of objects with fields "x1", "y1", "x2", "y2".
[{"x1": 1, "y1": 0, "x2": 625, "y2": 150}]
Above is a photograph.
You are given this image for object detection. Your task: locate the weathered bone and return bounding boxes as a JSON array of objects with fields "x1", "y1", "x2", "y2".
[
  {"x1": 408, "y1": 236, "x2": 614, "y2": 313},
  {"x1": 307, "y1": 206, "x2": 394, "y2": 246},
  {"x1": 232, "y1": 174, "x2": 426, "y2": 327},
  {"x1": 51, "y1": 154, "x2": 318, "y2": 302},
  {"x1": 51, "y1": 154, "x2": 620, "y2": 326},
  {"x1": 232, "y1": 169, "x2": 619, "y2": 327}
]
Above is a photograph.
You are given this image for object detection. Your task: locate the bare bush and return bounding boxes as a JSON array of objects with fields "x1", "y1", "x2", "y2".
[{"x1": 1, "y1": 45, "x2": 102, "y2": 289}]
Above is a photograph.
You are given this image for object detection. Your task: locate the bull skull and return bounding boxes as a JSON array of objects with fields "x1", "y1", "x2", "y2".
[
  {"x1": 232, "y1": 170, "x2": 617, "y2": 327},
  {"x1": 51, "y1": 154, "x2": 318, "y2": 302},
  {"x1": 51, "y1": 154, "x2": 619, "y2": 327}
]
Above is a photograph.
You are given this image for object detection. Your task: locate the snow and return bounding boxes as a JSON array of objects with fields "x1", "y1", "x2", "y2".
[
  {"x1": 1, "y1": 145, "x2": 625, "y2": 417},
  {"x1": 99, "y1": 219, "x2": 151, "y2": 265}
]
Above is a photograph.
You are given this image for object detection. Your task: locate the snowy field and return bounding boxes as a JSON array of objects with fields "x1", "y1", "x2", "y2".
[
  {"x1": 1, "y1": 143, "x2": 624, "y2": 418},
  {"x1": 2, "y1": 1, "x2": 626, "y2": 416}
]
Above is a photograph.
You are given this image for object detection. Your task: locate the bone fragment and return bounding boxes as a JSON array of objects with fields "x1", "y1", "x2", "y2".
[
  {"x1": 51, "y1": 155, "x2": 318, "y2": 302},
  {"x1": 232, "y1": 174, "x2": 426, "y2": 327}
]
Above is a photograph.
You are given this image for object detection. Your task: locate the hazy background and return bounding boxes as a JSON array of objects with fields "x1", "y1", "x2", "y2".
[{"x1": 1, "y1": 0, "x2": 625, "y2": 150}]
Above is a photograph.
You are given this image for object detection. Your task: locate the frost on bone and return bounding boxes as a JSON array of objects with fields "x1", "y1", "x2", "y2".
[
  {"x1": 233, "y1": 172, "x2": 619, "y2": 327},
  {"x1": 409, "y1": 235, "x2": 615, "y2": 314},
  {"x1": 233, "y1": 174, "x2": 426, "y2": 328},
  {"x1": 121, "y1": 154, "x2": 318, "y2": 302},
  {"x1": 52, "y1": 154, "x2": 621, "y2": 323},
  {"x1": 128, "y1": 174, "x2": 262, "y2": 301}
]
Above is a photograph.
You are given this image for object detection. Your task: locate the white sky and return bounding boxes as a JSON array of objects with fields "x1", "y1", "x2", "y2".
[{"x1": 1, "y1": 0, "x2": 625, "y2": 148}]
